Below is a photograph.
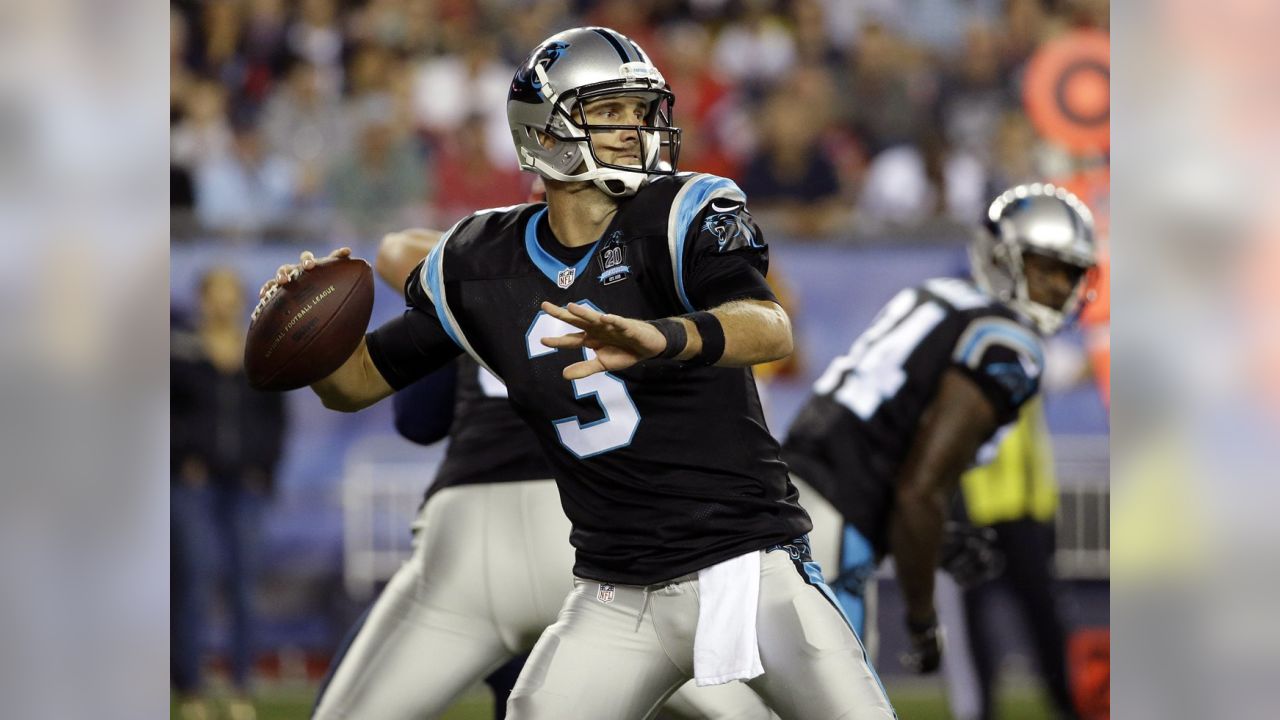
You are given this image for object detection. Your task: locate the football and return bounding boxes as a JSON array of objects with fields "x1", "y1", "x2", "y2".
[{"x1": 245, "y1": 256, "x2": 375, "y2": 391}]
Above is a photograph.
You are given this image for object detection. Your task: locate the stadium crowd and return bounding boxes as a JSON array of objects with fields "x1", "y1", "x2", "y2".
[{"x1": 170, "y1": 0, "x2": 1109, "y2": 243}]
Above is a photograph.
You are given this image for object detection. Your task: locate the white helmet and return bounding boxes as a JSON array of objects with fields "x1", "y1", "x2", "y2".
[
  {"x1": 970, "y1": 183, "x2": 1098, "y2": 335},
  {"x1": 507, "y1": 27, "x2": 681, "y2": 197}
]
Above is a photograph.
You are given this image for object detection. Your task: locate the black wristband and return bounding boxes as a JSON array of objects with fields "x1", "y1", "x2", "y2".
[
  {"x1": 648, "y1": 318, "x2": 688, "y2": 360},
  {"x1": 683, "y1": 311, "x2": 725, "y2": 367}
]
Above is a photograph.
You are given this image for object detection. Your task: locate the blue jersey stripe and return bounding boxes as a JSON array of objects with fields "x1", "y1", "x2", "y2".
[
  {"x1": 796, "y1": 557, "x2": 895, "y2": 715},
  {"x1": 672, "y1": 174, "x2": 745, "y2": 312},
  {"x1": 523, "y1": 207, "x2": 599, "y2": 288},
  {"x1": 424, "y1": 230, "x2": 462, "y2": 348},
  {"x1": 956, "y1": 321, "x2": 1043, "y2": 369}
]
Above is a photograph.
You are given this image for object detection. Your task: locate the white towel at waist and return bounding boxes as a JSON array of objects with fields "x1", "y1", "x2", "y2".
[{"x1": 693, "y1": 550, "x2": 764, "y2": 687}]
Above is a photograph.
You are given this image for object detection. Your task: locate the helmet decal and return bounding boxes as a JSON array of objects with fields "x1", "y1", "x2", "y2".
[{"x1": 510, "y1": 41, "x2": 570, "y2": 104}]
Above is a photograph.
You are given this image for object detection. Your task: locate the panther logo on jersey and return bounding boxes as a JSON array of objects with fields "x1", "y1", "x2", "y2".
[
  {"x1": 986, "y1": 360, "x2": 1038, "y2": 406},
  {"x1": 703, "y1": 202, "x2": 761, "y2": 251}
]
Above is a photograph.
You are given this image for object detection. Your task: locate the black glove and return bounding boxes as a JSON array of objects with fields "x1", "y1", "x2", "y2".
[
  {"x1": 901, "y1": 614, "x2": 944, "y2": 674},
  {"x1": 939, "y1": 521, "x2": 1004, "y2": 589}
]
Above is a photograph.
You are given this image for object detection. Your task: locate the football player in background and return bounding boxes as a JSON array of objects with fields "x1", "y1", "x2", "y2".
[
  {"x1": 781, "y1": 184, "x2": 1097, "y2": 675},
  {"x1": 274, "y1": 26, "x2": 894, "y2": 720}
]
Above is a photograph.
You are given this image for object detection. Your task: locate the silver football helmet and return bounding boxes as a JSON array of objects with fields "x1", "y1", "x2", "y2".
[
  {"x1": 507, "y1": 27, "x2": 681, "y2": 197},
  {"x1": 970, "y1": 183, "x2": 1098, "y2": 335}
]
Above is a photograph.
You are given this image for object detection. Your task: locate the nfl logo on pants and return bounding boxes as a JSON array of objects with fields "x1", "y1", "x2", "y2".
[{"x1": 596, "y1": 583, "x2": 615, "y2": 604}]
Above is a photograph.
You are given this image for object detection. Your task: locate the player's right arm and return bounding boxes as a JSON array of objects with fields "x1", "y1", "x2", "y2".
[
  {"x1": 309, "y1": 338, "x2": 395, "y2": 412},
  {"x1": 374, "y1": 228, "x2": 459, "y2": 444},
  {"x1": 262, "y1": 248, "x2": 463, "y2": 413}
]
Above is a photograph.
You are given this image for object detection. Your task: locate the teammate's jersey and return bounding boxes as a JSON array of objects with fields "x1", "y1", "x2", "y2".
[
  {"x1": 428, "y1": 356, "x2": 552, "y2": 498},
  {"x1": 367, "y1": 173, "x2": 811, "y2": 585},
  {"x1": 782, "y1": 277, "x2": 1044, "y2": 556}
]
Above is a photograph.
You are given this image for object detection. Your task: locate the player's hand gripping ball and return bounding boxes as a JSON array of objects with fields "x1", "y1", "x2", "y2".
[{"x1": 245, "y1": 248, "x2": 374, "y2": 391}]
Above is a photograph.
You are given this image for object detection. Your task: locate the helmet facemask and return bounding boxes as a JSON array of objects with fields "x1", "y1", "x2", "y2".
[
  {"x1": 971, "y1": 184, "x2": 1098, "y2": 335},
  {"x1": 522, "y1": 80, "x2": 680, "y2": 196}
]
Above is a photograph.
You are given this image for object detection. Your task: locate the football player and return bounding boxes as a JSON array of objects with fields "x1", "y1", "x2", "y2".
[
  {"x1": 263, "y1": 26, "x2": 894, "y2": 719},
  {"x1": 314, "y1": 228, "x2": 779, "y2": 720},
  {"x1": 781, "y1": 183, "x2": 1097, "y2": 674}
]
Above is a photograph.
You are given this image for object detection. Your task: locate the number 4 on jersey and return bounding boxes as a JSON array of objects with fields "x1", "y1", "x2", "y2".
[
  {"x1": 525, "y1": 303, "x2": 640, "y2": 458},
  {"x1": 813, "y1": 289, "x2": 946, "y2": 420}
]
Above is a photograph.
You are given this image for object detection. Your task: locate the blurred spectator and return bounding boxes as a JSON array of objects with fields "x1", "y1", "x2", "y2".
[
  {"x1": 837, "y1": 21, "x2": 934, "y2": 155},
  {"x1": 202, "y1": 0, "x2": 243, "y2": 79},
  {"x1": 817, "y1": 0, "x2": 899, "y2": 54},
  {"x1": 326, "y1": 97, "x2": 428, "y2": 239},
  {"x1": 287, "y1": 0, "x2": 346, "y2": 97},
  {"x1": 350, "y1": 0, "x2": 414, "y2": 51},
  {"x1": 432, "y1": 114, "x2": 530, "y2": 226},
  {"x1": 171, "y1": 268, "x2": 287, "y2": 720},
  {"x1": 712, "y1": 0, "x2": 798, "y2": 95},
  {"x1": 937, "y1": 22, "x2": 1014, "y2": 166},
  {"x1": 260, "y1": 60, "x2": 345, "y2": 198},
  {"x1": 239, "y1": 0, "x2": 292, "y2": 106},
  {"x1": 956, "y1": 398, "x2": 1080, "y2": 720},
  {"x1": 791, "y1": 0, "x2": 844, "y2": 68},
  {"x1": 412, "y1": 33, "x2": 516, "y2": 167},
  {"x1": 855, "y1": 128, "x2": 984, "y2": 232},
  {"x1": 194, "y1": 116, "x2": 299, "y2": 238},
  {"x1": 171, "y1": 8, "x2": 198, "y2": 115},
  {"x1": 1003, "y1": 0, "x2": 1054, "y2": 71},
  {"x1": 659, "y1": 22, "x2": 742, "y2": 179},
  {"x1": 739, "y1": 81, "x2": 846, "y2": 237},
  {"x1": 988, "y1": 110, "x2": 1044, "y2": 192},
  {"x1": 172, "y1": 80, "x2": 234, "y2": 175}
]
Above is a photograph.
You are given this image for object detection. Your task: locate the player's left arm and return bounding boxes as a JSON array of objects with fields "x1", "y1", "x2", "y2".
[
  {"x1": 540, "y1": 196, "x2": 792, "y2": 379},
  {"x1": 889, "y1": 368, "x2": 1000, "y2": 672},
  {"x1": 890, "y1": 318, "x2": 1042, "y2": 672}
]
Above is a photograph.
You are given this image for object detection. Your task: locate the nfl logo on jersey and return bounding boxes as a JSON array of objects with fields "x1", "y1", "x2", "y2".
[
  {"x1": 557, "y1": 267, "x2": 576, "y2": 288},
  {"x1": 596, "y1": 583, "x2": 616, "y2": 604}
]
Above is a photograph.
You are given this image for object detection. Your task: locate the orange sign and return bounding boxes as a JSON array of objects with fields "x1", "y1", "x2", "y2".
[{"x1": 1024, "y1": 29, "x2": 1111, "y2": 155}]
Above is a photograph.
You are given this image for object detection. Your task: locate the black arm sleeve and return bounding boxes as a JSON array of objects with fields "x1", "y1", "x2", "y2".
[
  {"x1": 391, "y1": 360, "x2": 459, "y2": 445},
  {"x1": 681, "y1": 200, "x2": 779, "y2": 310},
  {"x1": 367, "y1": 258, "x2": 465, "y2": 389},
  {"x1": 366, "y1": 308, "x2": 462, "y2": 390}
]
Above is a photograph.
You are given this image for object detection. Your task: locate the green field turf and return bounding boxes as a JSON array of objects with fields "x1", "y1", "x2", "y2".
[{"x1": 172, "y1": 680, "x2": 1055, "y2": 719}]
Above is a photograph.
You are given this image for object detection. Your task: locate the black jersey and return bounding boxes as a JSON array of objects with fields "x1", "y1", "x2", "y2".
[
  {"x1": 366, "y1": 173, "x2": 811, "y2": 584},
  {"x1": 782, "y1": 277, "x2": 1044, "y2": 557},
  {"x1": 427, "y1": 355, "x2": 552, "y2": 499}
]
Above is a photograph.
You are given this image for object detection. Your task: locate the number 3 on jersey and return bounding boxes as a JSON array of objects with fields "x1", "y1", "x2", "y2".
[{"x1": 525, "y1": 303, "x2": 640, "y2": 458}]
